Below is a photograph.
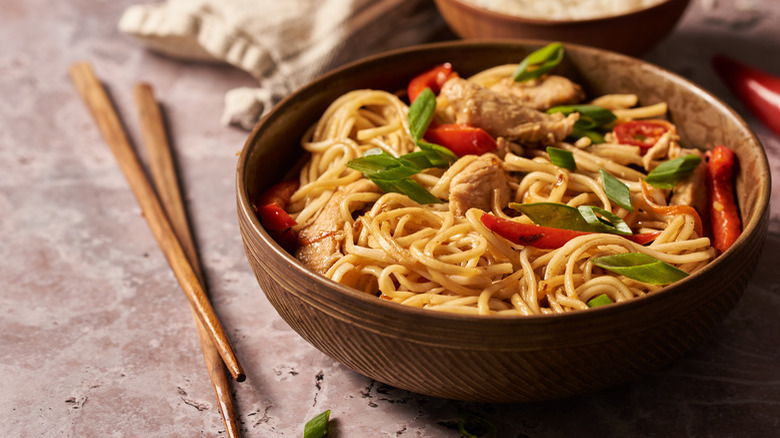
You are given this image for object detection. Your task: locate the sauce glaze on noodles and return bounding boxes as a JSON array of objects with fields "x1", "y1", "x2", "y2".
[{"x1": 280, "y1": 64, "x2": 717, "y2": 316}]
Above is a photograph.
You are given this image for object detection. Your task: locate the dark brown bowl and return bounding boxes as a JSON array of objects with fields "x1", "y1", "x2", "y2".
[
  {"x1": 433, "y1": 0, "x2": 691, "y2": 55},
  {"x1": 236, "y1": 40, "x2": 770, "y2": 402}
]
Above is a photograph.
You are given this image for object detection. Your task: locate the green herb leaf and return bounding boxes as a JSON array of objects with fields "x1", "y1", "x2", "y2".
[
  {"x1": 513, "y1": 42, "x2": 565, "y2": 82},
  {"x1": 458, "y1": 412, "x2": 498, "y2": 438},
  {"x1": 303, "y1": 410, "x2": 331, "y2": 438},
  {"x1": 547, "y1": 147, "x2": 576, "y2": 170},
  {"x1": 510, "y1": 202, "x2": 631, "y2": 235},
  {"x1": 586, "y1": 293, "x2": 613, "y2": 307},
  {"x1": 592, "y1": 253, "x2": 689, "y2": 285},
  {"x1": 347, "y1": 148, "x2": 442, "y2": 204},
  {"x1": 600, "y1": 169, "x2": 633, "y2": 212},
  {"x1": 372, "y1": 176, "x2": 441, "y2": 205},
  {"x1": 417, "y1": 140, "x2": 458, "y2": 167},
  {"x1": 644, "y1": 154, "x2": 702, "y2": 189},
  {"x1": 577, "y1": 205, "x2": 632, "y2": 235},
  {"x1": 548, "y1": 104, "x2": 616, "y2": 130},
  {"x1": 408, "y1": 87, "x2": 436, "y2": 141},
  {"x1": 346, "y1": 148, "x2": 417, "y2": 176},
  {"x1": 570, "y1": 126, "x2": 606, "y2": 144},
  {"x1": 548, "y1": 105, "x2": 616, "y2": 144}
]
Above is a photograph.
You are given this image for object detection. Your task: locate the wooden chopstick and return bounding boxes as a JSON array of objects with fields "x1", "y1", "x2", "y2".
[
  {"x1": 134, "y1": 83, "x2": 241, "y2": 438},
  {"x1": 69, "y1": 61, "x2": 245, "y2": 382}
]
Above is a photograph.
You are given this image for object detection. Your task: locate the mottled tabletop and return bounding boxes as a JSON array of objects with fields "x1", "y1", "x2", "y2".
[{"x1": 2, "y1": 0, "x2": 779, "y2": 436}]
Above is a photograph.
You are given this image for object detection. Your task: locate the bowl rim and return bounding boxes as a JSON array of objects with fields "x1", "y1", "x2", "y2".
[
  {"x1": 436, "y1": 0, "x2": 688, "y2": 25},
  {"x1": 236, "y1": 39, "x2": 770, "y2": 327}
]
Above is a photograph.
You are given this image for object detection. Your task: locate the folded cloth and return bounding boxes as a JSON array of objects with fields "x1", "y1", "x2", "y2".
[{"x1": 119, "y1": 0, "x2": 448, "y2": 129}]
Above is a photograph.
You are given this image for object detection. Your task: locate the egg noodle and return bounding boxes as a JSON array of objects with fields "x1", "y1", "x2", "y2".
[{"x1": 280, "y1": 64, "x2": 717, "y2": 316}]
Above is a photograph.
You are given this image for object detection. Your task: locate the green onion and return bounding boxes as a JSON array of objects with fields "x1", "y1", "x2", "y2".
[
  {"x1": 513, "y1": 42, "x2": 565, "y2": 82},
  {"x1": 577, "y1": 205, "x2": 632, "y2": 235},
  {"x1": 458, "y1": 412, "x2": 498, "y2": 438},
  {"x1": 644, "y1": 154, "x2": 702, "y2": 189},
  {"x1": 547, "y1": 147, "x2": 576, "y2": 170},
  {"x1": 548, "y1": 104, "x2": 616, "y2": 144},
  {"x1": 303, "y1": 410, "x2": 331, "y2": 438},
  {"x1": 600, "y1": 169, "x2": 633, "y2": 212},
  {"x1": 417, "y1": 140, "x2": 458, "y2": 167},
  {"x1": 586, "y1": 294, "x2": 613, "y2": 307},
  {"x1": 548, "y1": 105, "x2": 616, "y2": 130},
  {"x1": 510, "y1": 202, "x2": 631, "y2": 235},
  {"x1": 347, "y1": 148, "x2": 442, "y2": 204},
  {"x1": 372, "y1": 176, "x2": 441, "y2": 205},
  {"x1": 591, "y1": 253, "x2": 689, "y2": 285},
  {"x1": 408, "y1": 87, "x2": 436, "y2": 141}
]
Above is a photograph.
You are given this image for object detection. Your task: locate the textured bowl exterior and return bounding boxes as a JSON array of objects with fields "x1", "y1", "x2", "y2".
[
  {"x1": 433, "y1": 0, "x2": 691, "y2": 55},
  {"x1": 237, "y1": 41, "x2": 770, "y2": 402}
]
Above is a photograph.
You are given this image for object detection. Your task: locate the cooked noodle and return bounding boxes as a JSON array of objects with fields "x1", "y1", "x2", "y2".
[{"x1": 275, "y1": 65, "x2": 718, "y2": 316}]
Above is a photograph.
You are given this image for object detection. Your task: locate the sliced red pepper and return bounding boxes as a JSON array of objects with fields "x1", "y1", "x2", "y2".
[
  {"x1": 256, "y1": 180, "x2": 298, "y2": 231},
  {"x1": 424, "y1": 124, "x2": 497, "y2": 157},
  {"x1": 481, "y1": 213, "x2": 659, "y2": 250},
  {"x1": 640, "y1": 180, "x2": 704, "y2": 238},
  {"x1": 712, "y1": 55, "x2": 780, "y2": 138},
  {"x1": 613, "y1": 120, "x2": 674, "y2": 148},
  {"x1": 408, "y1": 63, "x2": 454, "y2": 103},
  {"x1": 706, "y1": 145, "x2": 742, "y2": 253}
]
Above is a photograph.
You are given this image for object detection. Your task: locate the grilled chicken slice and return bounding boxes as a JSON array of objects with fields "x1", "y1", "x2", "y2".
[
  {"x1": 296, "y1": 179, "x2": 377, "y2": 274},
  {"x1": 489, "y1": 75, "x2": 586, "y2": 110},
  {"x1": 440, "y1": 77, "x2": 578, "y2": 145},
  {"x1": 449, "y1": 154, "x2": 511, "y2": 216}
]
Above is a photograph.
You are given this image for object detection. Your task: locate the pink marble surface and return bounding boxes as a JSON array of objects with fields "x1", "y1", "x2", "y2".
[{"x1": 1, "y1": 0, "x2": 778, "y2": 436}]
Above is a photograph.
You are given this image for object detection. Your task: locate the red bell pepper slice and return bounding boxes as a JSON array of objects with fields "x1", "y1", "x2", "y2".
[
  {"x1": 256, "y1": 180, "x2": 298, "y2": 231},
  {"x1": 712, "y1": 55, "x2": 780, "y2": 138},
  {"x1": 408, "y1": 63, "x2": 454, "y2": 103},
  {"x1": 424, "y1": 124, "x2": 497, "y2": 157},
  {"x1": 640, "y1": 180, "x2": 704, "y2": 238},
  {"x1": 613, "y1": 120, "x2": 673, "y2": 148},
  {"x1": 481, "y1": 213, "x2": 659, "y2": 250},
  {"x1": 706, "y1": 145, "x2": 741, "y2": 253}
]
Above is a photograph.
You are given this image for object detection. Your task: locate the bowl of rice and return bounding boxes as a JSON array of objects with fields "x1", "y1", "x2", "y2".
[{"x1": 433, "y1": 0, "x2": 691, "y2": 55}]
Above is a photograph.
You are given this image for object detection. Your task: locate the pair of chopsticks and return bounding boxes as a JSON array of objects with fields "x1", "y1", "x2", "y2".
[{"x1": 70, "y1": 62, "x2": 242, "y2": 438}]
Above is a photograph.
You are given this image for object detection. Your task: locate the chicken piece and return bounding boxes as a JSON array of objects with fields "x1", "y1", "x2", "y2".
[
  {"x1": 449, "y1": 154, "x2": 511, "y2": 216},
  {"x1": 489, "y1": 75, "x2": 586, "y2": 110},
  {"x1": 440, "y1": 77, "x2": 578, "y2": 145},
  {"x1": 296, "y1": 179, "x2": 377, "y2": 274},
  {"x1": 670, "y1": 148, "x2": 708, "y2": 226}
]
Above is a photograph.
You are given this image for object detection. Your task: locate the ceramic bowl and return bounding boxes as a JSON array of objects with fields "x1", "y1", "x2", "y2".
[
  {"x1": 433, "y1": 0, "x2": 691, "y2": 55},
  {"x1": 236, "y1": 40, "x2": 770, "y2": 402}
]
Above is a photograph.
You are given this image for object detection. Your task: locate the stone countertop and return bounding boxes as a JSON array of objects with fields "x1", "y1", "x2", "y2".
[{"x1": 2, "y1": 0, "x2": 778, "y2": 436}]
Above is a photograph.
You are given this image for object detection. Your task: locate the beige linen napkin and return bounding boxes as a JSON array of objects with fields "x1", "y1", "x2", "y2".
[{"x1": 119, "y1": 0, "x2": 447, "y2": 129}]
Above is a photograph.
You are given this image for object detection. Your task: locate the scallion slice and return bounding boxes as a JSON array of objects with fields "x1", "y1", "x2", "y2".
[
  {"x1": 303, "y1": 410, "x2": 331, "y2": 438},
  {"x1": 592, "y1": 253, "x2": 689, "y2": 285},
  {"x1": 586, "y1": 294, "x2": 614, "y2": 307},
  {"x1": 600, "y1": 169, "x2": 633, "y2": 212},
  {"x1": 577, "y1": 205, "x2": 632, "y2": 235},
  {"x1": 512, "y1": 42, "x2": 565, "y2": 82},
  {"x1": 547, "y1": 146, "x2": 576, "y2": 170},
  {"x1": 644, "y1": 154, "x2": 702, "y2": 189},
  {"x1": 408, "y1": 87, "x2": 436, "y2": 141}
]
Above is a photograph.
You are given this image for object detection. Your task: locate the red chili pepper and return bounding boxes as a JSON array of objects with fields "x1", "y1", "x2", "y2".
[
  {"x1": 424, "y1": 124, "x2": 497, "y2": 157},
  {"x1": 408, "y1": 63, "x2": 454, "y2": 103},
  {"x1": 712, "y1": 55, "x2": 780, "y2": 138},
  {"x1": 481, "y1": 213, "x2": 659, "y2": 249},
  {"x1": 613, "y1": 120, "x2": 674, "y2": 148},
  {"x1": 706, "y1": 145, "x2": 742, "y2": 253},
  {"x1": 256, "y1": 180, "x2": 298, "y2": 230}
]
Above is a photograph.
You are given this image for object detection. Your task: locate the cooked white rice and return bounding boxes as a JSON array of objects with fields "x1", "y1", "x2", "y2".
[{"x1": 462, "y1": 0, "x2": 667, "y2": 20}]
